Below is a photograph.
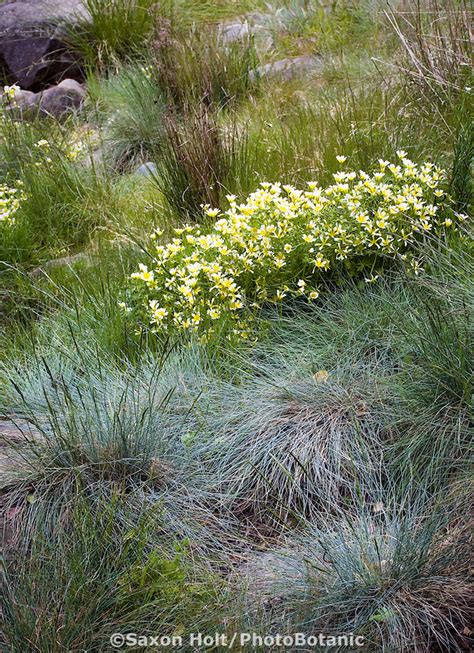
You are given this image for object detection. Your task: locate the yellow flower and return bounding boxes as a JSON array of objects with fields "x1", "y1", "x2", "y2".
[
  {"x1": 151, "y1": 307, "x2": 168, "y2": 323},
  {"x1": 3, "y1": 84, "x2": 20, "y2": 100},
  {"x1": 314, "y1": 256, "x2": 329, "y2": 270},
  {"x1": 178, "y1": 285, "x2": 193, "y2": 299},
  {"x1": 219, "y1": 277, "x2": 236, "y2": 291},
  {"x1": 131, "y1": 264, "x2": 154, "y2": 282},
  {"x1": 313, "y1": 370, "x2": 329, "y2": 382},
  {"x1": 131, "y1": 155, "x2": 455, "y2": 341},
  {"x1": 275, "y1": 256, "x2": 286, "y2": 268}
]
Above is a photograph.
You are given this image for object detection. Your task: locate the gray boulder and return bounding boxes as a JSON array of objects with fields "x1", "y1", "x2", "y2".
[{"x1": 0, "y1": 1, "x2": 85, "y2": 90}]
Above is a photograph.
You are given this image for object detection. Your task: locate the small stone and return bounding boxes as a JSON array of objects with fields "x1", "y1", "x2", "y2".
[
  {"x1": 37, "y1": 78, "x2": 86, "y2": 116},
  {"x1": 8, "y1": 78, "x2": 86, "y2": 117},
  {"x1": 135, "y1": 162, "x2": 157, "y2": 178},
  {"x1": 219, "y1": 20, "x2": 250, "y2": 43},
  {"x1": 251, "y1": 55, "x2": 324, "y2": 82}
]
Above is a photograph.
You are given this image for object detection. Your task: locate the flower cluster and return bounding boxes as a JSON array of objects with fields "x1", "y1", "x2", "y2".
[
  {"x1": 139, "y1": 64, "x2": 154, "y2": 79},
  {"x1": 3, "y1": 84, "x2": 20, "y2": 101},
  {"x1": 0, "y1": 182, "x2": 24, "y2": 225},
  {"x1": 32, "y1": 132, "x2": 93, "y2": 162},
  {"x1": 130, "y1": 154, "x2": 461, "y2": 341}
]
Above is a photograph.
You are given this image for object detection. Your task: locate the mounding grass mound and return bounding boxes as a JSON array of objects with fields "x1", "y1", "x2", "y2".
[{"x1": 264, "y1": 489, "x2": 473, "y2": 652}]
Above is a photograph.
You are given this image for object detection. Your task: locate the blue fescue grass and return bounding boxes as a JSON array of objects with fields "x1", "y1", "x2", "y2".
[
  {"x1": 193, "y1": 352, "x2": 387, "y2": 523},
  {"x1": 1, "y1": 492, "x2": 234, "y2": 652},
  {"x1": 263, "y1": 481, "x2": 473, "y2": 652}
]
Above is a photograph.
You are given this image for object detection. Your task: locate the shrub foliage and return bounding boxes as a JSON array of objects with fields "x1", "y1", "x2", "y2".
[{"x1": 130, "y1": 154, "x2": 462, "y2": 341}]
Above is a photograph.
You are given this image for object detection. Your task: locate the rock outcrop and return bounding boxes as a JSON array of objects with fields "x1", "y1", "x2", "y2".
[{"x1": 0, "y1": 0, "x2": 86, "y2": 90}]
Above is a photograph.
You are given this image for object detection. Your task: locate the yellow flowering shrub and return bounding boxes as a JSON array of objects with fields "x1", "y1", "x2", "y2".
[
  {"x1": 0, "y1": 131, "x2": 93, "y2": 229},
  {"x1": 129, "y1": 153, "x2": 462, "y2": 341},
  {"x1": 32, "y1": 131, "x2": 94, "y2": 162},
  {"x1": 0, "y1": 182, "x2": 24, "y2": 225}
]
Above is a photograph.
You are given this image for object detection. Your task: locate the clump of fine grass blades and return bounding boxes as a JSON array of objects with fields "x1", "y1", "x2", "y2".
[
  {"x1": 449, "y1": 122, "x2": 473, "y2": 214},
  {"x1": 0, "y1": 341, "x2": 233, "y2": 557},
  {"x1": 264, "y1": 486, "x2": 473, "y2": 652},
  {"x1": 283, "y1": 492, "x2": 473, "y2": 652},
  {"x1": 150, "y1": 106, "x2": 243, "y2": 220},
  {"x1": 262, "y1": 234, "x2": 473, "y2": 491},
  {"x1": 64, "y1": 0, "x2": 160, "y2": 70},
  {"x1": 192, "y1": 233, "x2": 472, "y2": 521},
  {"x1": 0, "y1": 346, "x2": 177, "y2": 477},
  {"x1": 195, "y1": 356, "x2": 386, "y2": 523},
  {"x1": 1, "y1": 495, "x2": 230, "y2": 653},
  {"x1": 151, "y1": 25, "x2": 259, "y2": 111},
  {"x1": 125, "y1": 26, "x2": 259, "y2": 217},
  {"x1": 90, "y1": 62, "x2": 167, "y2": 170}
]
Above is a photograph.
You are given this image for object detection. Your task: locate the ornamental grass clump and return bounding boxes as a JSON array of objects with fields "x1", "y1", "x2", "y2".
[
  {"x1": 195, "y1": 359, "x2": 386, "y2": 522},
  {"x1": 1, "y1": 496, "x2": 229, "y2": 652},
  {"x1": 130, "y1": 153, "x2": 462, "y2": 341},
  {"x1": 270, "y1": 491, "x2": 473, "y2": 652},
  {"x1": 0, "y1": 343, "x2": 235, "y2": 560}
]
